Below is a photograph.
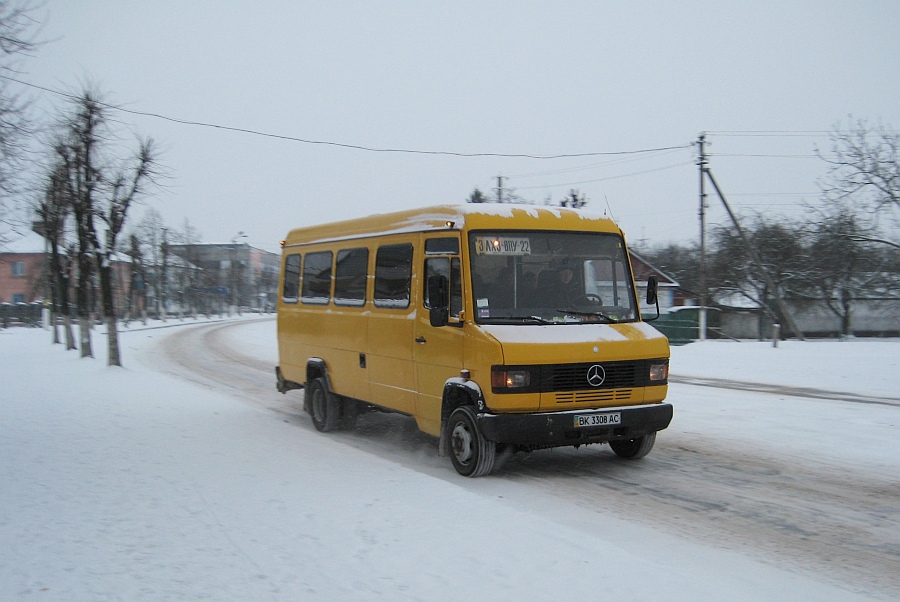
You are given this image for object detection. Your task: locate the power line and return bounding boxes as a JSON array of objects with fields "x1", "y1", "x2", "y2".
[
  {"x1": 708, "y1": 129, "x2": 900, "y2": 137},
  {"x1": 514, "y1": 161, "x2": 693, "y2": 190},
  {"x1": 507, "y1": 146, "x2": 689, "y2": 179},
  {"x1": 5, "y1": 75, "x2": 692, "y2": 160},
  {"x1": 707, "y1": 130, "x2": 830, "y2": 136},
  {"x1": 727, "y1": 192, "x2": 819, "y2": 197},
  {"x1": 709, "y1": 153, "x2": 819, "y2": 159}
]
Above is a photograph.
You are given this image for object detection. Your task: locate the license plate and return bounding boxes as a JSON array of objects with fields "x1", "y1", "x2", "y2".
[{"x1": 574, "y1": 412, "x2": 621, "y2": 428}]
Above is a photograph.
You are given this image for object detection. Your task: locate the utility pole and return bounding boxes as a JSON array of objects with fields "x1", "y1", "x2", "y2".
[
  {"x1": 160, "y1": 227, "x2": 169, "y2": 322},
  {"x1": 697, "y1": 134, "x2": 708, "y2": 341},
  {"x1": 703, "y1": 170, "x2": 806, "y2": 341},
  {"x1": 495, "y1": 175, "x2": 505, "y2": 203}
]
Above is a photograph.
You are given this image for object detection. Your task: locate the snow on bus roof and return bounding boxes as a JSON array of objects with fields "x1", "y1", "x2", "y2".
[{"x1": 283, "y1": 204, "x2": 617, "y2": 247}]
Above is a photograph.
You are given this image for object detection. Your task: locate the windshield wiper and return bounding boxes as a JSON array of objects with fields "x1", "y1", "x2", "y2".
[
  {"x1": 555, "y1": 309, "x2": 614, "y2": 323},
  {"x1": 481, "y1": 315, "x2": 554, "y2": 325}
]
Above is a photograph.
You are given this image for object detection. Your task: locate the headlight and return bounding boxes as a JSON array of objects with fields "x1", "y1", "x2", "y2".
[
  {"x1": 491, "y1": 368, "x2": 532, "y2": 389},
  {"x1": 649, "y1": 362, "x2": 669, "y2": 382}
]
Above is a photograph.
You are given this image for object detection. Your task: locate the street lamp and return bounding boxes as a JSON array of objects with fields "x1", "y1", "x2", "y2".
[{"x1": 230, "y1": 232, "x2": 248, "y2": 314}]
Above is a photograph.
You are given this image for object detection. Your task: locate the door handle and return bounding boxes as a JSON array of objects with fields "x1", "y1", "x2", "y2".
[{"x1": 415, "y1": 336, "x2": 427, "y2": 344}]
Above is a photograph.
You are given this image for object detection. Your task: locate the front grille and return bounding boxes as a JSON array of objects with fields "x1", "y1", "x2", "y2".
[
  {"x1": 555, "y1": 389, "x2": 634, "y2": 404},
  {"x1": 491, "y1": 358, "x2": 667, "y2": 395},
  {"x1": 540, "y1": 361, "x2": 639, "y2": 391}
]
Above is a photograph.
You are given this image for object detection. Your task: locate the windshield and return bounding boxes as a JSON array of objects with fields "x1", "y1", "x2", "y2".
[{"x1": 468, "y1": 230, "x2": 638, "y2": 324}]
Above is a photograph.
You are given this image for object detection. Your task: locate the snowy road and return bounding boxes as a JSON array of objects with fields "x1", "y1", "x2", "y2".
[{"x1": 144, "y1": 318, "x2": 900, "y2": 599}]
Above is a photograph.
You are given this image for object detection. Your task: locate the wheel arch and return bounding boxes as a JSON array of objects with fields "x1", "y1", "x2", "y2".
[
  {"x1": 438, "y1": 378, "x2": 485, "y2": 457},
  {"x1": 305, "y1": 358, "x2": 331, "y2": 389}
]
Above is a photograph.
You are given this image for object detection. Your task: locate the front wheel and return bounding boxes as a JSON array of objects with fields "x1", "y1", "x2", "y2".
[
  {"x1": 609, "y1": 432, "x2": 656, "y2": 459},
  {"x1": 307, "y1": 377, "x2": 341, "y2": 432},
  {"x1": 447, "y1": 406, "x2": 496, "y2": 477}
]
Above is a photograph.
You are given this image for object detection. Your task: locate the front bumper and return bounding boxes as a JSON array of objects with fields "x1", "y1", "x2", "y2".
[{"x1": 477, "y1": 403, "x2": 673, "y2": 448}]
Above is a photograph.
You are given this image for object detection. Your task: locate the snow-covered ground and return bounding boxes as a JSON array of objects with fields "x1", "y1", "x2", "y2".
[{"x1": 1, "y1": 317, "x2": 898, "y2": 600}]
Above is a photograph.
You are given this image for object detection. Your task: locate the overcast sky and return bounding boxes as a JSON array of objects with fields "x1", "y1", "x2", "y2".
[{"x1": 23, "y1": 1, "x2": 900, "y2": 253}]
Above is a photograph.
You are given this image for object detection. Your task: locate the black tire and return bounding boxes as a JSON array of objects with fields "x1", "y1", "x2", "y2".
[
  {"x1": 609, "y1": 432, "x2": 656, "y2": 459},
  {"x1": 447, "y1": 406, "x2": 496, "y2": 477},
  {"x1": 307, "y1": 377, "x2": 340, "y2": 432}
]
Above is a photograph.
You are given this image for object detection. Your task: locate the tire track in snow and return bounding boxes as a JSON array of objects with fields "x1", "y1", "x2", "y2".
[{"x1": 670, "y1": 375, "x2": 900, "y2": 407}]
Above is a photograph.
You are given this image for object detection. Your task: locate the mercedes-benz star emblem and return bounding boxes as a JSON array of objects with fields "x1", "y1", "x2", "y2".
[{"x1": 587, "y1": 364, "x2": 606, "y2": 387}]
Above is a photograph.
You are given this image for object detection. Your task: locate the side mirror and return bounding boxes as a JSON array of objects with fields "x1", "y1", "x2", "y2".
[
  {"x1": 427, "y1": 275, "x2": 449, "y2": 327},
  {"x1": 646, "y1": 275, "x2": 658, "y2": 305},
  {"x1": 644, "y1": 275, "x2": 660, "y2": 321}
]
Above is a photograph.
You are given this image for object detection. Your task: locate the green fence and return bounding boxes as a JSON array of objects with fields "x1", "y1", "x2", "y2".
[{"x1": 650, "y1": 308, "x2": 720, "y2": 345}]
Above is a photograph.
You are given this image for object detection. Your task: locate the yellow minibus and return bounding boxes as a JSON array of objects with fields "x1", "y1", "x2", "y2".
[{"x1": 276, "y1": 204, "x2": 672, "y2": 477}]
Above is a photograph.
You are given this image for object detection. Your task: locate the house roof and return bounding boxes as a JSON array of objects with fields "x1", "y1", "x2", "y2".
[
  {"x1": 628, "y1": 250, "x2": 680, "y2": 287},
  {"x1": 0, "y1": 229, "x2": 47, "y2": 254}
]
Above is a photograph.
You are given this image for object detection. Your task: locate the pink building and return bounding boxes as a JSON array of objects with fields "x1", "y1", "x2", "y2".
[{"x1": 0, "y1": 230, "x2": 47, "y2": 304}]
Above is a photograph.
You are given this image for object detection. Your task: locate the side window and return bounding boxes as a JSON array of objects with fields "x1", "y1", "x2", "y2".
[
  {"x1": 301, "y1": 251, "x2": 333, "y2": 305},
  {"x1": 423, "y1": 257, "x2": 462, "y2": 318},
  {"x1": 11, "y1": 261, "x2": 25, "y2": 277},
  {"x1": 334, "y1": 247, "x2": 368, "y2": 306},
  {"x1": 374, "y1": 243, "x2": 413, "y2": 309},
  {"x1": 282, "y1": 253, "x2": 301, "y2": 303}
]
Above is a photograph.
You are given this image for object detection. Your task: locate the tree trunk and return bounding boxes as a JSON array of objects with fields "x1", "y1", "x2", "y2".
[
  {"x1": 79, "y1": 315, "x2": 92, "y2": 358},
  {"x1": 840, "y1": 290, "x2": 853, "y2": 337},
  {"x1": 50, "y1": 310, "x2": 59, "y2": 345},
  {"x1": 97, "y1": 260, "x2": 122, "y2": 367},
  {"x1": 76, "y1": 251, "x2": 93, "y2": 358},
  {"x1": 64, "y1": 314, "x2": 75, "y2": 350},
  {"x1": 61, "y1": 263, "x2": 77, "y2": 350},
  {"x1": 106, "y1": 314, "x2": 121, "y2": 367}
]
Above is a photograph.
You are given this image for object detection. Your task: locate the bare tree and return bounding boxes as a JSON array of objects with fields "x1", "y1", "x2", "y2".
[
  {"x1": 124, "y1": 233, "x2": 147, "y2": 324},
  {"x1": 801, "y1": 204, "x2": 894, "y2": 337},
  {"x1": 638, "y1": 241, "x2": 700, "y2": 300},
  {"x1": 0, "y1": 1, "x2": 43, "y2": 239},
  {"x1": 558, "y1": 189, "x2": 588, "y2": 208},
  {"x1": 819, "y1": 118, "x2": 899, "y2": 248},
  {"x1": 54, "y1": 97, "x2": 101, "y2": 358},
  {"x1": 33, "y1": 160, "x2": 76, "y2": 348},
  {"x1": 709, "y1": 217, "x2": 810, "y2": 338},
  {"x1": 133, "y1": 207, "x2": 165, "y2": 318},
  {"x1": 53, "y1": 89, "x2": 157, "y2": 365}
]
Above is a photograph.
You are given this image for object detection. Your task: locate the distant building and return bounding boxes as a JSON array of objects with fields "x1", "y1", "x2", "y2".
[
  {"x1": 1, "y1": 228, "x2": 133, "y2": 318},
  {"x1": 628, "y1": 251, "x2": 683, "y2": 313},
  {"x1": 167, "y1": 243, "x2": 280, "y2": 311},
  {"x1": 0, "y1": 230, "x2": 50, "y2": 304}
]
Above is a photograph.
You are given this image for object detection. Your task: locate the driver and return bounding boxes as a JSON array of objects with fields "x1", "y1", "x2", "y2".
[{"x1": 539, "y1": 260, "x2": 581, "y2": 307}]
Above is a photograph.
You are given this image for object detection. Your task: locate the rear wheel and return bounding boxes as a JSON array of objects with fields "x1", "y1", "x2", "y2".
[
  {"x1": 308, "y1": 377, "x2": 340, "y2": 432},
  {"x1": 609, "y1": 432, "x2": 656, "y2": 459},
  {"x1": 447, "y1": 405, "x2": 496, "y2": 477}
]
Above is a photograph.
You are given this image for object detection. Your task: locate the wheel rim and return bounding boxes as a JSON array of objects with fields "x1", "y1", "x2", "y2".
[{"x1": 451, "y1": 420, "x2": 475, "y2": 465}]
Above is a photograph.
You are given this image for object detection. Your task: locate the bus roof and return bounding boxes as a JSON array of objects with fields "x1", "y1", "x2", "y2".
[{"x1": 282, "y1": 204, "x2": 622, "y2": 247}]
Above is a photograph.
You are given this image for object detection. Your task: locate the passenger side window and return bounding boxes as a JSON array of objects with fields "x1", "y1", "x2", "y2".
[
  {"x1": 301, "y1": 251, "x2": 333, "y2": 305},
  {"x1": 424, "y1": 257, "x2": 462, "y2": 318},
  {"x1": 334, "y1": 247, "x2": 368, "y2": 306},
  {"x1": 282, "y1": 253, "x2": 301, "y2": 303},
  {"x1": 374, "y1": 243, "x2": 413, "y2": 308}
]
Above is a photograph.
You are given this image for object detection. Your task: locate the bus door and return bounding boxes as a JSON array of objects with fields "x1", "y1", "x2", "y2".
[
  {"x1": 414, "y1": 236, "x2": 464, "y2": 436},
  {"x1": 366, "y1": 240, "x2": 417, "y2": 414}
]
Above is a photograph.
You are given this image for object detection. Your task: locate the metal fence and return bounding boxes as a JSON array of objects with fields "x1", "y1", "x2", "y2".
[{"x1": 0, "y1": 302, "x2": 44, "y2": 327}]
